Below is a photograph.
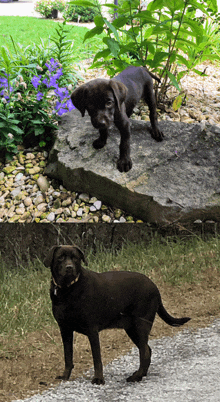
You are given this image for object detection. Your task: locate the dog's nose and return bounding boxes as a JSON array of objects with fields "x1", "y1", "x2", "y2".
[
  {"x1": 65, "y1": 265, "x2": 74, "y2": 271},
  {"x1": 98, "y1": 119, "x2": 107, "y2": 128}
]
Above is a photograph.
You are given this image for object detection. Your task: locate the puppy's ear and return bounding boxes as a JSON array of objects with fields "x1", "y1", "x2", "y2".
[
  {"x1": 44, "y1": 245, "x2": 60, "y2": 267},
  {"x1": 109, "y1": 80, "x2": 128, "y2": 111},
  {"x1": 73, "y1": 245, "x2": 88, "y2": 266},
  {"x1": 71, "y1": 84, "x2": 87, "y2": 117}
]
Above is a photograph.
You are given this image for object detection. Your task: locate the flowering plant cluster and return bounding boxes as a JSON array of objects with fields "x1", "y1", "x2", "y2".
[
  {"x1": 31, "y1": 58, "x2": 75, "y2": 116},
  {"x1": 0, "y1": 58, "x2": 75, "y2": 160},
  {"x1": 34, "y1": 0, "x2": 66, "y2": 18}
]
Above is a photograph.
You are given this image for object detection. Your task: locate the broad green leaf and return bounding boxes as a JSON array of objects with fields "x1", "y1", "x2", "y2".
[
  {"x1": 9, "y1": 125, "x2": 24, "y2": 134},
  {"x1": 176, "y1": 54, "x2": 189, "y2": 68},
  {"x1": 192, "y1": 69, "x2": 208, "y2": 77},
  {"x1": 102, "y1": 3, "x2": 119, "y2": 9},
  {"x1": 93, "y1": 49, "x2": 111, "y2": 62},
  {"x1": 105, "y1": 19, "x2": 120, "y2": 42},
  {"x1": 166, "y1": 70, "x2": 181, "y2": 91},
  {"x1": 68, "y1": 1, "x2": 96, "y2": 7},
  {"x1": 112, "y1": 16, "x2": 127, "y2": 28},
  {"x1": 94, "y1": 15, "x2": 105, "y2": 27},
  {"x1": 153, "y1": 51, "x2": 168, "y2": 64},
  {"x1": 103, "y1": 37, "x2": 120, "y2": 57},
  {"x1": 133, "y1": 10, "x2": 158, "y2": 24},
  {"x1": 172, "y1": 95, "x2": 182, "y2": 111},
  {"x1": 147, "y1": 0, "x2": 165, "y2": 12},
  {"x1": 83, "y1": 26, "x2": 104, "y2": 42}
]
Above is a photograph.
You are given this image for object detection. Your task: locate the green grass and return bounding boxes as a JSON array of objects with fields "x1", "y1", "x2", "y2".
[
  {"x1": 0, "y1": 16, "x2": 103, "y2": 60},
  {"x1": 0, "y1": 235, "x2": 220, "y2": 337}
]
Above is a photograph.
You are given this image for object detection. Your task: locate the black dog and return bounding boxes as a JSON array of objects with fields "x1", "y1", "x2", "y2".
[
  {"x1": 71, "y1": 66, "x2": 164, "y2": 173},
  {"x1": 44, "y1": 245, "x2": 190, "y2": 385}
]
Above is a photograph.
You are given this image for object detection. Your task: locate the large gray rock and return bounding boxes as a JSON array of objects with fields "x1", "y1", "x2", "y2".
[{"x1": 45, "y1": 109, "x2": 220, "y2": 223}]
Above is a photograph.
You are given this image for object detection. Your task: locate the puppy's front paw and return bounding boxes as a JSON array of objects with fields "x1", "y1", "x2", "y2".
[
  {"x1": 117, "y1": 157, "x2": 132, "y2": 173},
  {"x1": 93, "y1": 138, "x2": 106, "y2": 149},
  {"x1": 92, "y1": 377, "x2": 105, "y2": 385}
]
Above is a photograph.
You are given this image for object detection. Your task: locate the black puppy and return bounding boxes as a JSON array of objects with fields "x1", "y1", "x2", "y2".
[
  {"x1": 71, "y1": 66, "x2": 164, "y2": 172},
  {"x1": 45, "y1": 245, "x2": 190, "y2": 385}
]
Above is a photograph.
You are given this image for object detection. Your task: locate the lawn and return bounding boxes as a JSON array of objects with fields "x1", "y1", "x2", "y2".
[{"x1": 0, "y1": 16, "x2": 103, "y2": 61}]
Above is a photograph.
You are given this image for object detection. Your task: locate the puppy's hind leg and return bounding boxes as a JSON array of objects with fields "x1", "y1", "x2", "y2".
[{"x1": 143, "y1": 83, "x2": 164, "y2": 142}]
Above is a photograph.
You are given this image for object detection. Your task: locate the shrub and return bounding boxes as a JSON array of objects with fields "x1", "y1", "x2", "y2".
[
  {"x1": 70, "y1": 0, "x2": 220, "y2": 106},
  {"x1": 63, "y1": 4, "x2": 99, "y2": 22},
  {"x1": 34, "y1": 0, "x2": 66, "y2": 18}
]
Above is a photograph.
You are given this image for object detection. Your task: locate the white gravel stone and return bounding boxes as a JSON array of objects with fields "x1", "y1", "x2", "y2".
[
  {"x1": 11, "y1": 187, "x2": 21, "y2": 197},
  {"x1": 46, "y1": 212, "x2": 55, "y2": 222}
]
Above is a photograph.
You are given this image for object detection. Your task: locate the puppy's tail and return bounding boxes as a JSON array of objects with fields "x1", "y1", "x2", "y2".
[
  {"x1": 144, "y1": 67, "x2": 161, "y2": 83},
  {"x1": 158, "y1": 302, "x2": 191, "y2": 327}
]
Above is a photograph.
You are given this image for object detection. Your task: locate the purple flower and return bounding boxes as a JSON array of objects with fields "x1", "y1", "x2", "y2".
[
  {"x1": 53, "y1": 68, "x2": 63, "y2": 80},
  {"x1": 55, "y1": 87, "x2": 69, "y2": 101},
  {"x1": 45, "y1": 58, "x2": 59, "y2": 73},
  {"x1": 66, "y1": 98, "x2": 75, "y2": 111},
  {"x1": 31, "y1": 75, "x2": 41, "y2": 89},
  {"x1": 55, "y1": 101, "x2": 68, "y2": 116},
  {"x1": 48, "y1": 76, "x2": 58, "y2": 88},
  {"x1": 36, "y1": 92, "x2": 43, "y2": 101}
]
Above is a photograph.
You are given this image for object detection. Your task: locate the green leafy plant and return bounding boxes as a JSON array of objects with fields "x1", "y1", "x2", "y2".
[
  {"x1": 69, "y1": 0, "x2": 219, "y2": 106},
  {"x1": 0, "y1": 54, "x2": 75, "y2": 160},
  {"x1": 63, "y1": 3, "x2": 99, "y2": 22},
  {"x1": 34, "y1": 0, "x2": 65, "y2": 18},
  {"x1": 50, "y1": 19, "x2": 80, "y2": 87}
]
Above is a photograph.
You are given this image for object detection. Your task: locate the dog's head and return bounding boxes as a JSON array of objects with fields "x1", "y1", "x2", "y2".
[
  {"x1": 44, "y1": 245, "x2": 87, "y2": 288},
  {"x1": 70, "y1": 78, "x2": 128, "y2": 130}
]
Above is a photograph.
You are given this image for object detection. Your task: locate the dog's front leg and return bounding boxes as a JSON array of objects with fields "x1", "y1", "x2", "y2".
[
  {"x1": 93, "y1": 128, "x2": 108, "y2": 149},
  {"x1": 115, "y1": 109, "x2": 132, "y2": 172},
  {"x1": 88, "y1": 330, "x2": 105, "y2": 385},
  {"x1": 56, "y1": 326, "x2": 74, "y2": 380}
]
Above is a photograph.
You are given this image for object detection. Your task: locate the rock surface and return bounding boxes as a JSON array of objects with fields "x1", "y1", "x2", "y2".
[{"x1": 45, "y1": 109, "x2": 220, "y2": 223}]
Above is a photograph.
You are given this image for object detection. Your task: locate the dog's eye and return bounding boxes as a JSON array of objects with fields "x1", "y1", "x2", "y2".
[
  {"x1": 58, "y1": 255, "x2": 65, "y2": 261},
  {"x1": 106, "y1": 100, "x2": 113, "y2": 107}
]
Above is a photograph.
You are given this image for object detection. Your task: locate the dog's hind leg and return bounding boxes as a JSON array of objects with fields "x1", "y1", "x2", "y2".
[
  {"x1": 125, "y1": 319, "x2": 152, "y2": 382},
  {"x1": 143, "y1": 83, "x2": 164, "y2": 142},
  {"x1": 88, "y1": 330, "x2": 105, "y2": 385}
]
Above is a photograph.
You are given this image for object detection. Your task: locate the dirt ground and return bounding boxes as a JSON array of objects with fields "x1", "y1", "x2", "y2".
[{"x1": 1, "y1": 271, "x2": 220, "y2": 402}]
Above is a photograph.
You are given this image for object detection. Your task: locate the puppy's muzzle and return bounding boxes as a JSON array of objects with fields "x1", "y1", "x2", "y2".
[{"x1": 91, "y1": 112, "x2": 114, "y2": 130}]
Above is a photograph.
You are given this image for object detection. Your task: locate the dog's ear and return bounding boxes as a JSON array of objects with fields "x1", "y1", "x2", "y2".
[
  {"x1": 73, "y1": 245, "x2": 88, "y2": 266},
  {"x1": 109, "y1": 80, "x2": 128, "y2": 111},
  {"x1": 70, "y1": 85, "x2": 87, "y2": 117},
  {"x1": 44, "y1": 245, "x2": 60, "y2": 268}
]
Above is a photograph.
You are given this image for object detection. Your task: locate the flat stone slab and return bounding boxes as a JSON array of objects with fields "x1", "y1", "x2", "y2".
[{"x1": 45, "y1": 109, "x2": 220, "y2": 223}]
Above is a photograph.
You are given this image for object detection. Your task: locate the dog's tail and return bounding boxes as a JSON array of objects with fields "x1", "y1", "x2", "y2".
[
  {"x1": 158, "y1": 302, "x2": 191, "y2": 327},
  {"x1": 144, "y1": 67, "x2": 161, "y2": 83}
]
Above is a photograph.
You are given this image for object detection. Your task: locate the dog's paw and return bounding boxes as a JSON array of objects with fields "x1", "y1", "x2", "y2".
[
  {"x1": 126, "y1": 371, "x2": 143, "y2": 383},
  {"x1": 117, "y1": 157, "x2": 132, "y2": 172},
  {"x1": 93, "y1": 138, "x2": 107, "y2": 149},
  {"x1": 56, "y1": 375, "x2": 69, "y2": 381},
  {"x1": 56, "y1": 366, "x2": 73, "y2": 381},
  {"x1": 91, "y1": 377, "x2": 105, "y2": 385},
  {"x1": 151, "y1": 129, "x2": 164, "y2": 142}
]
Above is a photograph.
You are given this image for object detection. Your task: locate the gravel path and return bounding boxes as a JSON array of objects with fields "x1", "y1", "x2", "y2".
[{"x1": 13, "y1": 319, "x2": 220, "y2": 402}]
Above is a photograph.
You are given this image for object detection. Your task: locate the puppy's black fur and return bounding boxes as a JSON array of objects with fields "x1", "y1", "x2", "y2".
[
  {"x1": 71, "y1": 66, "x2": 164, "y2": 172},
  {"x1": 45, "y1": 245, "x2": 190, "y2": 385}
]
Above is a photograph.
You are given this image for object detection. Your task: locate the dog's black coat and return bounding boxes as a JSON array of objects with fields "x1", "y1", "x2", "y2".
[
  {"x1": 71, "y1": 66, "x2": 164, "y2": 172},
  {"x1": 45, "y1": 245, "x2": 190, "y2": 385}
]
